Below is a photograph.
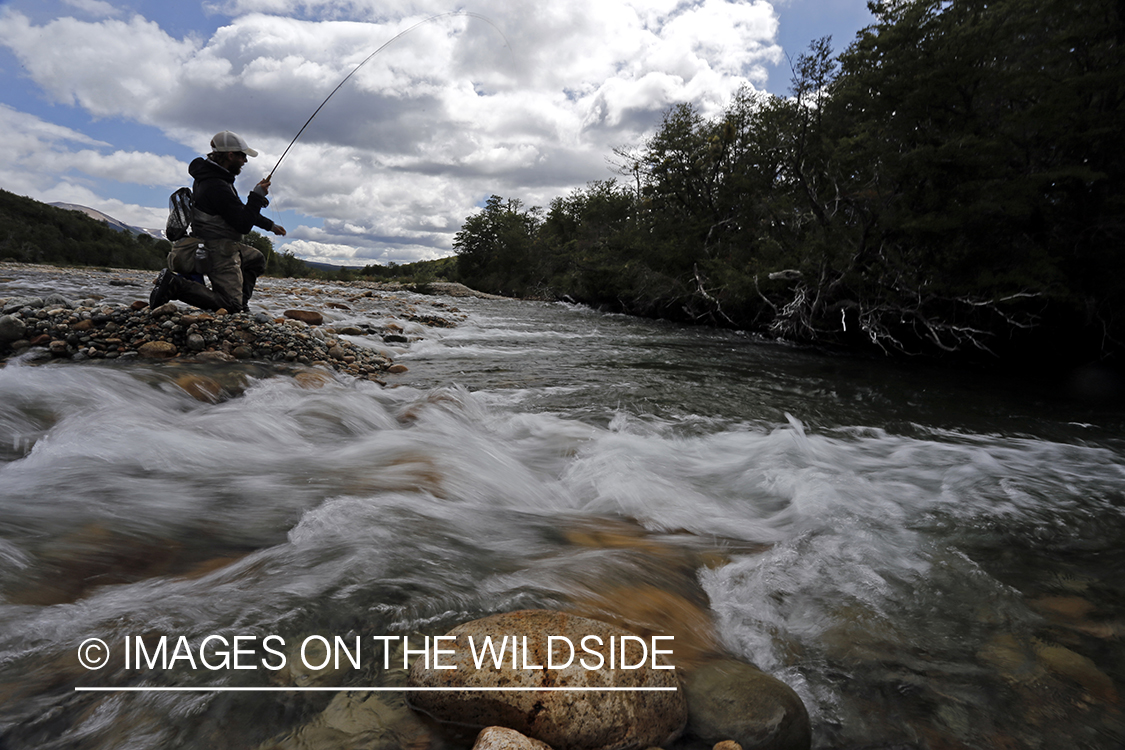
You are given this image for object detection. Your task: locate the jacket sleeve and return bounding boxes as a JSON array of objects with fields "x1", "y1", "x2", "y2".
[{"x1": 202, "y1": 179, "x2": 275, "y2": 235}]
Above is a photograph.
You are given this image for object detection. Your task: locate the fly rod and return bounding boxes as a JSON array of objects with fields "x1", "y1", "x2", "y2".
[{"x1": 267, "y1": 10, "x2": 510, "y2": 181}]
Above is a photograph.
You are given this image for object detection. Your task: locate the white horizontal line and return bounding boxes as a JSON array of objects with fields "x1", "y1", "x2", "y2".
[{"x1": 75, "y1": 686, "x2": 678, "y2": 693}]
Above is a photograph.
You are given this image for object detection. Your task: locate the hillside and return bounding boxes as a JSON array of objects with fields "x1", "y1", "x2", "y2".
[{"x1": 0, "y1": 189, "x2": 168, "y2": 271}]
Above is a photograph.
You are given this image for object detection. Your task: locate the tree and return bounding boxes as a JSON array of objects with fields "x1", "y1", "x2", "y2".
[
  {"x1": 453, "y1": 196, "x2": 543, "y2": 295},
  {"x1": 823, "y1": 0, "x2": 1125, "y2": 356}
]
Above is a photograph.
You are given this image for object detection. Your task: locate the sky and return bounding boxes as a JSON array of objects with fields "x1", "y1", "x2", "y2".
[{"x1": 0, "y1": 0, "x2": 875, "y2": 267}]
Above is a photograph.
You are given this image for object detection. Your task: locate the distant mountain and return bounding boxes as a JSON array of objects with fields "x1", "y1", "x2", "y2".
[{"x1": 48, "y1": 202, "x2": 164, "y2": 239}]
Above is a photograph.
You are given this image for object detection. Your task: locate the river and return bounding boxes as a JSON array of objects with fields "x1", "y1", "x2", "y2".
[{"x1": 1, "y1": 268, "x2": 1123, "y2": 749}]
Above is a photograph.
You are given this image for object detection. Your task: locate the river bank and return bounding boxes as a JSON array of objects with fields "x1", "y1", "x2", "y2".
[{"x1": 0, "y1": 262, "x2": 478, "y2": 379}]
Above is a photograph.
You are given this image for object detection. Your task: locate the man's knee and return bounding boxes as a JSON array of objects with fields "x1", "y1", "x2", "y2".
[{"x1": 241, "y1": 245, "x2": 267, "y2": 276}]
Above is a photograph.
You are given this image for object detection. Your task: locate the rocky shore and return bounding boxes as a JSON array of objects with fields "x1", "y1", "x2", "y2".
[
  {"x1": 0, "y1": 295, "x2": 392, "y2": 378},
  {"x1": 0, "y1": 262, "x2": 475, "y2": 380}
]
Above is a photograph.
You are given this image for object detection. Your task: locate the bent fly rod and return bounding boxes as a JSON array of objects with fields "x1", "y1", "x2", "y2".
[{"x1": 266, "y1": 10, "x2": 510, "y2": 181}]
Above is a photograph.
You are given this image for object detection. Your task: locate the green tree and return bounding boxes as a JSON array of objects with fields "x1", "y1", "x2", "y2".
[
  {"x1": 453, "y1": 196, "x2": 543, "y2": 295},
  {"x1": 824, "y1": 0, "x2": 1125, "y2": 356}
]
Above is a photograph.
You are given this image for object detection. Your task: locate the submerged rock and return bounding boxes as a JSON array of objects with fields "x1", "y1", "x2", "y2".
[
  {"x1": 407, "y1": 609, "x2": 686, "y2": 750},
  {"x1": 260, "y1": 690, "x2": 434, "y2": 750},
  {"x1": 173, "y1": 373, "x2": 225, "y2": 403},
  {"x1": 683, "y1": 660, "x2": 810, "y2": 750}
]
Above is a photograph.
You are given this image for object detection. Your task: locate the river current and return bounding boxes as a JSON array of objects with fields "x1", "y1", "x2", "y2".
[{"x1": 1, "y1": 268, "x2": 1123, "y2": 749}]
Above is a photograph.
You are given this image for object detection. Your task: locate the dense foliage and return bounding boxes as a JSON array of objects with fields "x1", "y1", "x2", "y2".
[
  {"x1": 359, "y1": 256, "x2": 458, "y2": 289},
  {"x1": 0, "y1": 189, "x2": 169, "y2": 270},
  {"x1": 454, "y1": 0, "x2": 1125, "y2": 364}
]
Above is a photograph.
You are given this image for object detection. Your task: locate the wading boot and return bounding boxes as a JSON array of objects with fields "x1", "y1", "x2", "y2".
[
  {"x1": 149, "y1": 269, "x2": 174, "y2": 308},
  {"x1": 241, "y1": 275, "x2": 257, "y2": 314}
]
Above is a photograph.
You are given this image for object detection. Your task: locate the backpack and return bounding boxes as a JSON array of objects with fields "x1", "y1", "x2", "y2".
[{"x1": 166, "y1": 187, "x2": 193, "y2": 241}]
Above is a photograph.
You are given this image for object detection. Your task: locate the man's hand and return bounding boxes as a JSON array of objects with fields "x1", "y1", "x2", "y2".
[
  {"x1": 254, "y1": 177, "x2": 272, "y2": 196},
  {"x1": 271, "y1": 224, "x2": 287, "y2": 237}
]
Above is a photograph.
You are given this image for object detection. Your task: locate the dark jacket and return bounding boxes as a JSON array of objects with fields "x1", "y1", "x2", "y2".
[{"x1": 189, "y1": 156, "x2": 275, "y2": 241}]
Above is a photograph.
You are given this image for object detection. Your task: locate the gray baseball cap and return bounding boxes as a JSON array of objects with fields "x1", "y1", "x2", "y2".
[{"x1": 210, "y1": 131, "x2": 259, "y2": 157}]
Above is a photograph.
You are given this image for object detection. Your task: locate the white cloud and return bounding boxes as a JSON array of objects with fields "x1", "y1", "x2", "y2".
[
  {"x1": 53, "y1": 149, "x2": 186, "y2": 187},
  {"x1": 0, "y1": 1, "x2": 784, "y2": 265},
  {"x1": 0, "y1": 9, "x2": 198, "y2": 118},
  {"x1": 0, "y1": 103, "x2": 108, "y2": 149},
  {"x1": 0, "y1": 104, "x2": 185, "y2": 192}
]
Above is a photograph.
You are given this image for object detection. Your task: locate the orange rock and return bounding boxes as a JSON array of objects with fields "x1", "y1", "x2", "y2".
[
  {"x1": 387, "y1": 364, "x2": 409, "y2": 374},
  {"x1": 569, "y1": 585, "x2": 722, "y2": 669},
  {"x1": 555, "y1": 518, "x2": 761, "y2": 669},
  {"x1": 4, "y1": 524, "x2": 185, "y2": 605},
  {"x1": 1031, "y1": 595, "x2": 1096, "y2": 619},
  {"x1": 294, "y1": 370, "x2": 333, "y2": 389},
  {"x1": 340, "y1": 449, "x2": 446, "y2": 497},
  {"x1": 1034, "y1": 641, "x2": 1119, "y2": 703},
  {"x1": 285, "y1": 309, "x2": 324, "y2": 325},
  {"x1": 138, "y1": 340, "x2": 177, "y2": 358},
  {"x1": 174, "y1": 374, "x2": 224, "y2": 403}
]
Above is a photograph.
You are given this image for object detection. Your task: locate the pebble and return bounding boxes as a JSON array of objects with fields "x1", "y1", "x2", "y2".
[{"x1": 473, "y1": 726, "x2": 555, "y2": 750}]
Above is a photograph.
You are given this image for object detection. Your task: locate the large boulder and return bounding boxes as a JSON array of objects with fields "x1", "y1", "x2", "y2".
[
  {"x1": 407, "y1": 609, "x2": 686, "y2": 750},
  {"x1": 683, "y1": 660, "x2": 810, "y2": 750},
  {"x1": 0, "y1": 314, "x2": 26, "y2": 342}
]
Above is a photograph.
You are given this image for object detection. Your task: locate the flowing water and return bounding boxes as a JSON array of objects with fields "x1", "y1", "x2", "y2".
[{"x1": 1, "y1": 268, "x2": 1124, "y2": 749}]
